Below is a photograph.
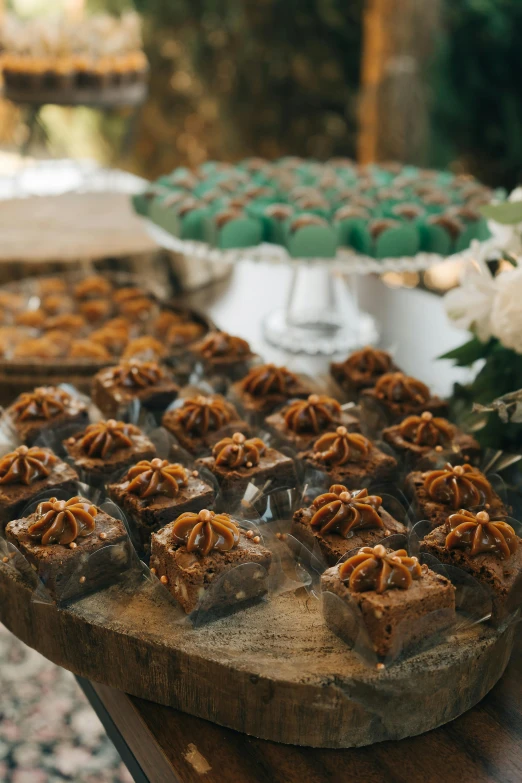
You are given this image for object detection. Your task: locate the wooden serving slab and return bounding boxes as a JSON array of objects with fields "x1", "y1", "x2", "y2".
[{"x1": 0, "y1": 564, "x2": 514, "y2": 749}]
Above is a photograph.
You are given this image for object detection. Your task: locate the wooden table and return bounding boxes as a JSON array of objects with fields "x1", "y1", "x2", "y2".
[
  {"x1": 39, "y1": 266, "x2": 522, "y2": 781},
  {"x1": 78, "y1": 624, "x2": 522, "y2": 783}
]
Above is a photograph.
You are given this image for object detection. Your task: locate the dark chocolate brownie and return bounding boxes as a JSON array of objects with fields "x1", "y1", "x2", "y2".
[
  {"x1": 420, "y1": 510, "x2": 522, "y2": 625},
  {"x1": 405, "y1": 463, "x2": 507, "y2": 529},
  {"x1": 291, "y1": 485, "x2": 406, "y2": 566},
  {"x1": 190, "y1": 331, "x2": 255, "y2": 380},
  {"x1": 230, "y1": 363, "x2": 312, "y2": 416},
  {"x1": 5, "y1": 386, "x2": 89, "y2": 445},
  {"x1": 265, "y1": 394, "x2": 360, "y2": 452},
  {"x1": 382, "y1": 411, "x2": 480, "y2": 469},
  {"x1": 63, "y1": 419, "x2": 156, "y2": 485},
  {"x1": 321, "y1": 545, "x2": 455, "y2": 658},
  {"x1": 330, "y1": 347, "x2": 398, "y2": 399},
  {"x1": 299, "y1": 426, "x2": 397, "y2": 488},
  {"x1": 196, "y1": 432, "x2": 297, "y2": 505},
  {"x1": 360, "y1": 372, "x2": 448, "y2": 425},
  {"x1": 92, "y1": 360, "x2": 179, "y2": 418},
  {"x1": 0, "y1": 445, "x2": 78, "y2": 529},
  {"x1": 161, "y1": 394, "x2": 249, "y2": 456},
  {"x1": 6, "y1": 495, "x2": 132, "y2": 602},
  {"x1": 107, "y1": 458, "x2": 214, "y2": 555},
  {"x1": 150, "y1": 509, "x2": 272, "y2": 615}
]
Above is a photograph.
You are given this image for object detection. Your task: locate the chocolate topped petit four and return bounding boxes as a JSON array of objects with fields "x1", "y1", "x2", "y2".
[
  {"x1": 6, "y1": 386, "x2": 89, "y2": 446},
  {"x1": 300, "y1": 426, "x2": 397, "y2": 487},
  {"x1": 265, "y1": 393, "x2": 360, "y2": 451},
  {"x1": 383, "y1": 411, "x2": 480, "y2": 467},
  {"x1": 360, "y1": 371, "x2": 448, "y2": 424},
  {"x1": 330, "y1": 347, "x2": 397, "y2": 399},
  {"x1": 6, "y1": 495, "x2": 131, "y2": 602},
  {"x1": 291, "y1": 484, "x2": 407, "y2": 566},
  {"x1": 190, "y1": 331, "x2": 254, "y2": 377},
  {"x1": 162, "y1": 394, "x2": 249, "y2": 456},
  {"x1": 92, "y1": 360, "x2": 179, "y2": 418},
  {"x1": 231, "y1": 363, "x2": 311, "y2": 416},
  {"x1": 150, "y1": 509, "x2": 272, "y2": 615},
  {"x1": 321, "y1": 544, "x2": 455, "y2": 658}
]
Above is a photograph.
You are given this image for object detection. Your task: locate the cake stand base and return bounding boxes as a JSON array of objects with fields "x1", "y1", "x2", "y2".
[{"x1": 263, "y1": 262, "x2": 379, "y2": 355}]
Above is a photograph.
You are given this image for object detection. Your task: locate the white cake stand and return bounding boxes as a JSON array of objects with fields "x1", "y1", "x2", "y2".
[{"x1": 144, "y1": 220, "x2": 481, "y2": 356}]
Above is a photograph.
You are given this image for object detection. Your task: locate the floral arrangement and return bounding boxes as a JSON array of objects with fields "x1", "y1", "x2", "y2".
[{"x1": 443, "y1": 192, "x2": 522, "y2": 450}]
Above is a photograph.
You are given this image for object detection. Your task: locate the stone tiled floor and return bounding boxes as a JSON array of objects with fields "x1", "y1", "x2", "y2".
[{"x1": 0, "y1": 623, "x2": 132, "y2": 783}]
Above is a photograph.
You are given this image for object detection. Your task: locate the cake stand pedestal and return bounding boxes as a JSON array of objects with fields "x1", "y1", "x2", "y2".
[{"x1": 144, "y1": 220, "x2": 481, "y2": 356}]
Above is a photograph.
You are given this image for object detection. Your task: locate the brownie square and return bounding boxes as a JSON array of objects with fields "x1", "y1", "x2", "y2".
[
  {"x1": 300, "y1": 440, "x2": 397, "y2": 488},
  {"x1": 265, "y1": 398, "x2": 360, "y2": 452},
  {"x1": 108, "y1": 464, "x2": 215, "y2": 555},
  {"x1": 291, "y1": 493, "x2": 406, "y2": 566},
  {"x1": 197, "y1": 445, "x2": 297, "y2": 506},
  {"x1": 360, "y1": 372, "x2": 448, "y2": 426},
  {"x1": 63, "y1": 420, "x2": 156, "y2": 485},
  {"x1": 150, "y1": 523, "x2": 272, "y2": 615},
  {"x1": 92, "y1": 360, "x2": 180, "y2": 419},
  {"x1": 0, "y1": 446, "x2": 78, "y2": 530},
  {"x1": 230, "y1": 363, "x2": 312, "y2": 417},
  {"x1": 330, "y1": 347, "x2": 398, "y2": 400},
  {"x1": 6, "y1": 386, "x2": 89, "y2": 446},
  {"x1": 321, "y1": 560, "x2": 455, "y2": 658},
  {"x1": 6, "y1": 500, "x2": 132, "y2": 603},
  {"x1": 190, "y1": 331, "x2": 255, "y2": 381},
  {"x1": 405, "y1": 466, "x2": 507, "y2": 530},
  {"x1": 161, "y1": 395, "x2": 249, "y2": 457},
  {"x1": 420, "y1": 522, "x2": 522, "y2": 625},
  {"x1": 382, "y1": 415, "x2": 480, "y2": 469}
]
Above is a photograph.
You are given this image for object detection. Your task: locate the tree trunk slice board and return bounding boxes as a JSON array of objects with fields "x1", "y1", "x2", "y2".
[{"x1": 0, "y1": 564, "x2": 514, "y2": 749}]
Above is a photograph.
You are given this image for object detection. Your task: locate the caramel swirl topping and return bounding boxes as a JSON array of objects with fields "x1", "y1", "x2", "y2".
[
  {"x1": 445, "y1": 510, "x2": 518, "y2": 560},
  {"x1": 398, "y1": 411, "x2": 454, "y2": 447},
  {"x1": 339, "y1": 545, "x2": 422, "y2": 593},
  {"x1": 194, "y1": 331, "x2": 251, "y2": 360},
  {"x1": 173, "y1": 395, "x2": 234, "y2": 436},
  {"x1": 11, "y1": 387, "x2": 70, "y2": 421},
  {"x1": 171, "y1": 509, "x2": 240, "y2": 556},
  {"x1": 212, "y1": 432, "x2": 266, "y2": 469},
  {"x1": 375, "y1": 372, "x2": 430, "y2": 404},
  {"x1": 110, "y1": 360, "x2": 165, "y2": 389},
  {"x1": 423, "y1": 463, "x2": 492, "y2": 510},
  {"x1": 342, "y1": 347, "x2": 392, "y2": 384},
  {"x1": 310, "y1": 485, "x2": 384, "y2": 536},
  {"x1": 0, "y1": 446, "x2": 57, "y2": 486},
  {"x1": 283, "y1": 394, "x2": 342, "y2": 434},
  {"x1": 28, "y1": 496, "x2": 97, "y2": 546},
  {"x1": 313, "y1": 426, "x2": 371, "y2": 465},
  {"x1": 76, "y1": 420, "x2": 140, "y2": 458},
  {"x1": 125, "y1": 459, "x2": 188, "y2": 499},
  {"x1": 241, "y1": 364, "x2": 300, "y2": 397}
]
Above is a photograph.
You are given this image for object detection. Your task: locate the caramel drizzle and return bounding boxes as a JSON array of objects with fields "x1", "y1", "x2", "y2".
[
  {"x1": 28, "y1": 496, "x2": 97, "y2": 546},
  {"x1": 171, "y1": 509, "x2": 240, "y2": 556},
  {"x1": 213, "y1": 432, "x2": 266, "y2": 469},
  {"x1": 195, "y1": 331, "x2": 251, "y2": 360},
  {"x1": 313, "y1": 426, "x2": 371, "y2": 465},
  {"x1": 339, "y1": 544, "x2": 421, "y2": 593},
  {"x1": 12, "y1": 387, "x2": 70, "y2": 421},
  {"x1": 126, "y1": 459, "x2": 188, "y2": 499},
  {"x1": 423, "y1": 463, "x2": 492, "y2": 510},
  {"x1": 77, "y1": 419, "x2": 140, "y2": 458},
  {"x1": 283, "y1": 394, "x2": 341, "y2": 434},
  {"x1": 445, "y1": 510, "x2": 518, "y2": 560},
  {"x1": 342, "y1": 347, "x2": 391, "y2": 384},
  {"x1": 398, "y1": 411, "x2": 454, "y2": 447},
  {"x1": 310, "y1": 485, "x2": 384, "y2": 536},
  {"x1": 174, "y1": 395, "x2": 233, "y2": 435},
  {"x1": 0, "y1": 446, "x2": 57, "y2": 486},
  {"x1": 375, "y1": 372, "x2": 430, "y2": 404},
  {"x1": 241, "y1": 364, "x2": 299, "y2": 397},
  {"x1": 111, "y1": 360, "x2": 165, "y2": 389}
]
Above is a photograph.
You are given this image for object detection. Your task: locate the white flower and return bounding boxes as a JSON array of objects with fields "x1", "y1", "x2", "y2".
[
  {"x1": 490, "y1": 266, "x2": 522, "y2": 353},
  {"x1": 444, "y1": 259, "x2": 497, "y2": 342}
]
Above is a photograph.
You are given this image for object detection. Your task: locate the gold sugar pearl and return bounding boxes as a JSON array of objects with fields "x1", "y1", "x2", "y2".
[
  {"x1": 476, "y1": 511, "x2": 490, "y2": 523},
  {"x1": 421, "y1": 411, "x2": 433, "y2": 421},
  {"x1": 99, "y1": 532, "x2": 107, "y2": 540},
  {"x1": 253, "y1": 536, "x2": 260, "y2": 544},
  {"x1": 79, "y1": 576, "x2": 86, "y2": 584},
  {"x1": 160, "y1": 575, "x2": 168, "y2": 585},
  {"x1": 150, "y1": 567, "x2": 157, "y2": 575},
  {"x1": 69, "y1": 542, "x2": 77, "y2": 549},
  {"x1": 192, "y1": 470, "x2": 199, "y2": 477},
  {"x1": 245, "y1": 530, "x2": 254, "y2": 539},
  {"x1": 2, "y1": 556, "x2": 8, "y2": 563}
]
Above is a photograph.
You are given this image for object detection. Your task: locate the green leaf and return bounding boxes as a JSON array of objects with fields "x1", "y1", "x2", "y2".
[
  {"x1": 480, "y1": 201, "x2": 522, "y2": 225},
  {"x1": 439, "y1": 336, "x2": 490, "y2": 366}
]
